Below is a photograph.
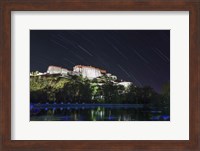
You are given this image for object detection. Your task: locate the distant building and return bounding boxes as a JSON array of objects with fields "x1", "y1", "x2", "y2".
[
  {"x1": 30, "y1": 71, "x2": 46, "y2": 76},
  {"x1": 31, "y1": 65, "x2": 134, "y2": 89},
  {"x1": 117, "y1": 81, "x2": 132, "y2": 87},
  {"x1": 73, "y1": 65, "x2": 106, "y2": 79},
  {"x1": 46, "y1": 65, "x2": 106, "y2": 79},
  {"x1": 47, "y1": 65, "x2": 70, "y2": 76},
  {"x1": 106, "y1": 73, "x2": 117, "y2": 80}
]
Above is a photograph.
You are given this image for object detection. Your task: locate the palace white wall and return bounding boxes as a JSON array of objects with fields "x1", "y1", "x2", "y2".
[
  {"x1": 47, "y1": 66, "x2": 69, "y2": 75},
  {"x1": 74, "y1": 66, "x2": 102, "y2": 79},
  {"x1": 47, "y1": 66, "x2": 62, "y2": 74}
]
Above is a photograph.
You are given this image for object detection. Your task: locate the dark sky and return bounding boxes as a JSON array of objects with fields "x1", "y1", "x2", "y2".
[{"x1": 30, "y1": 30, "x2": 170, "y2": 93}]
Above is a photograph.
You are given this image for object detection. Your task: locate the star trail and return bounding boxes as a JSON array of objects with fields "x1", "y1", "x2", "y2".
[{"x1": 30, "y1": 30, "x2": 170, "y2": 93}]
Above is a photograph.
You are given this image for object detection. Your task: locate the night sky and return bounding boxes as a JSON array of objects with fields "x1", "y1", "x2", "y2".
[{"x1": 30, "y1": 30, "x2": 170, "y2": 93}]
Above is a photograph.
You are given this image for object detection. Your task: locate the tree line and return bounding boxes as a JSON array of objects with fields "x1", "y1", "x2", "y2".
[{"x1": 30, "y1": 74, "x2": 170, "y2": 113}]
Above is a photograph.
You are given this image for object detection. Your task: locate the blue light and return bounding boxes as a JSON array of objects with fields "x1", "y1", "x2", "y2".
[
  {"x1": 161, "y1": 115, "x2": 170, "y2": 120},
  {"x1": 30, "y1": 104, "x2": 34, "y2": 110},
  {"x1": 151, "y1": 116, "x2": 160, "y2": 120}
]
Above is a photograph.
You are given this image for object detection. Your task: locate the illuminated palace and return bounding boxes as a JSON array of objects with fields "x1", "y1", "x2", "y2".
[
  {"x1": 47, "y1": 65, "x2": 106, "y2": 79},
  {"x1": 31, "y1": 65, "x2": 131, "y2": 87}
]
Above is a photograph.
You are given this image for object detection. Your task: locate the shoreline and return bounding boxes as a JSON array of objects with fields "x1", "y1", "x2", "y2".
[{"x1": 31, "y1": 103, "x2": 144, "y2": 109}]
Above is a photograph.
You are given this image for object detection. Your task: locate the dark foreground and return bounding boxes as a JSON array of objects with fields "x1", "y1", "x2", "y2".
[{"x1": 30, "y1": 104, "x2": 170, "y2": 121}]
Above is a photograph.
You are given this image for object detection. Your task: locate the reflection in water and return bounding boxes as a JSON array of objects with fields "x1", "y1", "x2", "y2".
[{"x1": 30, "y1": 105, "x2": 170, "y2": 121}]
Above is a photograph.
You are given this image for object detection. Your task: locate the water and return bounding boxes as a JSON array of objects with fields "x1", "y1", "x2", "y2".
[{"x1": 30, "y1": 104, "x2": 170, "y2": 121}]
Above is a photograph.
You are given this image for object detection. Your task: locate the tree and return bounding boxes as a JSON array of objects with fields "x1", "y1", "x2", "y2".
[
  {"x1": 126, "y1": 84, "x2": 137, "y2": 104},
  {"x1": 30, "y1": 72, "x2": 165, "y2": 106},
  {"x1": 161, "y1": 82, "x2": 170, "y2": 114},
  {"x1": 142, "y1": 86, "x2": 157, "y2": 104}
]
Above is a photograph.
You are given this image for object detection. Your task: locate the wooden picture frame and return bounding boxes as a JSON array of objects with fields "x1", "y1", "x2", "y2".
[{"x1": 0, "y1": 0, "x2": 199, "y2": 150}]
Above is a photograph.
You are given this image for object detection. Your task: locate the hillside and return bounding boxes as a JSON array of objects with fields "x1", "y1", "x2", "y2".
[{"x1": 30, "y1": 73, "x2": 169, "y2": 114}]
